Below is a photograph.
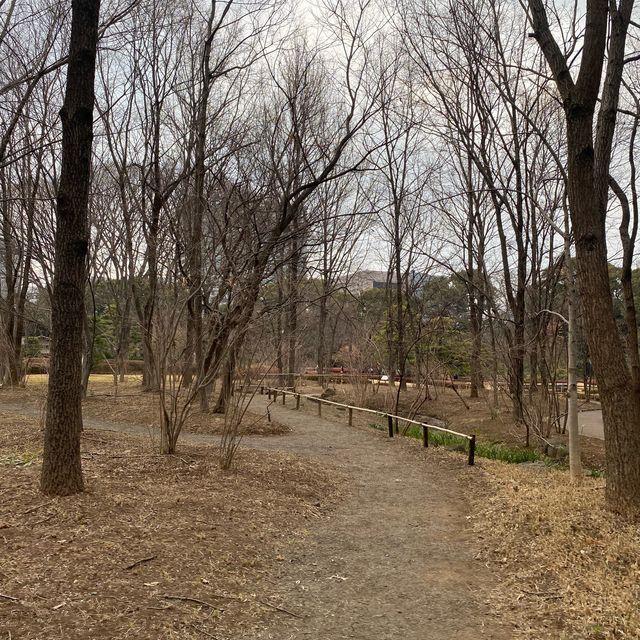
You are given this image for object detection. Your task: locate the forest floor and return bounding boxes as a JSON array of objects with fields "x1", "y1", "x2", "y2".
[
  {"x1": 2, "y1": 378, "x2": 515, "y2": 640},
  {"x1": 2, "y1": 379, "x2": 638, "y2": 639}
]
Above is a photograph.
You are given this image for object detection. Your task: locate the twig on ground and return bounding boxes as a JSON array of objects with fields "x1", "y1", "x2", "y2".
[
  {"x1": 0, "y1": 593, "x2": 18, "y2": 602},
  {"x1": 124, "y1": 555, "x2": 157, "y2": 570},
  {"x1": 259, "y1": 599, "x2": 304, "y2": 618},
  {"x1": 80, "y1": 435, "x2": 110, "y2": 443},
  {"x1": 161, "y1": 595, "x2": 224, "y2": 611},
  {"x1": 189, "y1": 623, "x2": 220, "y2": 639},
  {"x1": 521, "y1": 590, "x2": 563, "y2": 600},
  {"x1": 22, "y1": 501, "x2": 52, "y2": 515}
]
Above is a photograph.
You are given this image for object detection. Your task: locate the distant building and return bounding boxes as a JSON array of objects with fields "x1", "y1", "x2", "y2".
[{"x1": 345, "y1": 270, "x2": 396, "y2": 295}]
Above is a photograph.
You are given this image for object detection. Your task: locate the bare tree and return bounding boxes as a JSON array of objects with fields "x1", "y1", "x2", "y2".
[
  {"x1": 528, "y1": 0, "x2": 640, "y2": 516},
  {"x1": 41, "y1": 0, "x2": 101, "y2": 496}
]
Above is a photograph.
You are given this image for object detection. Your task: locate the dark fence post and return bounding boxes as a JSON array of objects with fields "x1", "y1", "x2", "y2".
[
  {"x1": 296, "y1": 394, "x2": 301, "y2": 410},
  {"x1": 260, "y1": 386, "x2": 264, "y2": 395},
  {"x1": 268, "y1": 388, "x2": 272, "y2": 400},
  {"x1": 348, "y1": 407, "x2": 353, "y2": 426},
  {"x1": 468, "y1": 435, "x2": 476, "y2": 466},
  {"x1": 387, "y1": 414, "x2": 394, "y2": 438},
  {"x1": 318, "y1": 400, "x2": 322, "y2": 417},
  {"x1": 423, "y1": 425, "x2": 429, "y2": 448},
  {"x1": 282, "y1": 391, "x2": 286, "y2": 405}
]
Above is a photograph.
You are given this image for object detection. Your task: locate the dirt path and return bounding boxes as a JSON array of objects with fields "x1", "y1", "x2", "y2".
[
  {"x1": 237, "y1": 397, "x2": 513, "y2": 640},
  {"x1": 1, "y1": 397, "x2": 514, "y2": 639}
]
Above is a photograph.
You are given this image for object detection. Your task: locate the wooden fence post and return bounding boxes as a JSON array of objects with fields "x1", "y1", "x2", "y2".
[
  {"x1": 387, "y1": 415, "x2": 394, "y2": 438},
  {"x1": 282, "y1": 391, "x2": 286, "y2": 405},
  {"x1": 348, "y1": 407, "x2": 353, "y2": 426},
  {"x1": 318, "y1": 401, "x2": 322, "y2": 417},
  {"x1": 423, "y1": 425, "x2": 429, "y2": 448},
  {"x1": 296, "y1": 394, "x2": 300, "y2": 410},
  {"x1": 468, "y1": 435, "x2": 476, "y2": 466}
]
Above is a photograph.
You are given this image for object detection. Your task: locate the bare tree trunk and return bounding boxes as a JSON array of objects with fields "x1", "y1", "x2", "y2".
[
  {"x1": 276, "y1": 276, "x2": 284, "y2": 386},
  {"x1": 116, "y1": 293, "x2": 131, "y2": 382},
  {"x1": 530, "y1": 0, "x2": 640, "y2": 514},
  {"x1": 286, "y1": 230, "x2": 299, "y2": 389},
  {"x1": 140, "y1": 197, "x2": 160, "y2": 392},
  {"x1": 469, "y1": 308, "x2": 482, "y2": 398},
  {"x1": 41, "y1": 0, "x2": 100, "y2": 496},
  {"x1": 565, "y1": 232, "x2": 582, "y2": 482},
  {"x1": 213, "y1": 346, "x2": 237, "y2": 414},
  {"x1": 317, "y1": 287, "x2": 328, "y2": 377},
  {"x1": 487, "y1": 311, "x2": 499, "y2": 410}
]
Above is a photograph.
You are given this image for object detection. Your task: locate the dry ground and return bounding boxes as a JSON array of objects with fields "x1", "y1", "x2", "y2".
[
  {"x1": 1, "y1": 375, "x2": 289, "y2": 437},
  {"x1": 0, "y1": 412, "x2": 341, "y2": 639},
  {"x1": 2, "y1": 377, "x2": 637, "y2": 639},
  {"x1": 474, "y1": 462, "x2": 640, "y2": 639},
  {"x1": 2, "y1": 380, "x2": 516, "y2": 639}
]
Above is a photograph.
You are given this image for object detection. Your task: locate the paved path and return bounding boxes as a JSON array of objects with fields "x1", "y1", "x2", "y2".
[
  {"x1": 2, "y1": 396, "x2": 514, "y2": 639},
  {"x1": 579, "y1": 409, "x2": 604, "y2": 440}
]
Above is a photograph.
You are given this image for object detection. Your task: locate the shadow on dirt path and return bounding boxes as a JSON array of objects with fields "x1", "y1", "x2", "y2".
[{"x1": 1, "y1": 395, "x2": 515, "y2": 639}]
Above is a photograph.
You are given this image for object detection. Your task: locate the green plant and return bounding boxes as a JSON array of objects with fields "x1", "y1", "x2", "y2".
[
  {"x1": 401, "y1": 424, "x2": 540, "y2": 464},
  {"x1": 0, "y1": 451, "x2": 41, "y2": 467}
]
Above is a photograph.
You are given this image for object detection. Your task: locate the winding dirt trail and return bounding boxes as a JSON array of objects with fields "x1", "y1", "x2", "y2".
[
  {"x1": 1, "y1": 395, "x2": 515, "y2": 639},
  {"x1": 235, "y1": 397, "x2": 514, "y2": 639}
]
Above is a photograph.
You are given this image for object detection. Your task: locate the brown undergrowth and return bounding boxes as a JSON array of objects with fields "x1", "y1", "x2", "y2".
[
  {"x1": 0, "y1": 415, "x2": 343, "y2": 639},
  {"x1": 81, "y1": 392, "x2": 290, "y2": 437},
  {"x1": 472, "y1": 461, "x2": 640, "y2": 639},
  {"x1": 0, "y1": 378, "x2": 290, "y2": 437}
]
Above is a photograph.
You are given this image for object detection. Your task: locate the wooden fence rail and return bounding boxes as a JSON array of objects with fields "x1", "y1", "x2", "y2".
[{"x1": 260, "y1": 385, "x2": 476, "y2": 466}]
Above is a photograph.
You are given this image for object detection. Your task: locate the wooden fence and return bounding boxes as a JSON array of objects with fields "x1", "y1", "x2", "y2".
[{"x1": 259, "y1": 385, "x2": 476, "y2": 466}]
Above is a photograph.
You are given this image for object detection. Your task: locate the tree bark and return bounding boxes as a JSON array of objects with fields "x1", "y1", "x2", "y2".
[
  {"x1": 41, "y1": 0, "x2": 100, "y2": 496},
  {"x1": 286, "y1": 229, "x2": 299, "y2": 389},
  {"x1": 213, "y1": 346, "x2": 237, "y2": 414},
  {"x1": 565, "y1": 233, "x2": 582, "y2": 482},
  {"x1": 529, "y1": 0, "x2": 640, "y2": 515}
]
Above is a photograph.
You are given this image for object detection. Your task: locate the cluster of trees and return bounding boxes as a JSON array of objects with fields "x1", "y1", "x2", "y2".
[{"x1": 2, "y1": 0, "x2": 640, "y2": 517}]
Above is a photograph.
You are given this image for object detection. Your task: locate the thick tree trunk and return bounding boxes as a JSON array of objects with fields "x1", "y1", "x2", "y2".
[
  {"x1": 569, "y1": 112, "x2": 640, "y2": 514},
  {"x1": 41, "y1": 0, "x2": 100, "y2": 496},
  {"x1": 529, "y1": 0, "x2": 640, "y2": 518},
  {"x1": 213, "y1": 347, "x2": 236, "y2": 414},
  {"x1": 566, "y1": 243, "x2": 582, "y2": 482}
]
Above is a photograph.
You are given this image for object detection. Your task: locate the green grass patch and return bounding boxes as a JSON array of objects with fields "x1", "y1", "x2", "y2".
[
  {"x1": 400, "y1": 424, "x2": 540, "y2": 464},
  {"x1": 475, "y1": 441, "x2": 539, "y2": 463},
  {"x1": 0, "y1": 451, "x2": 41, "y2": 467}
]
